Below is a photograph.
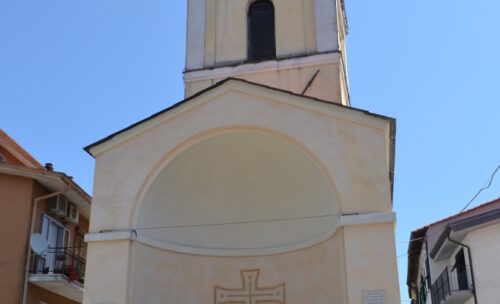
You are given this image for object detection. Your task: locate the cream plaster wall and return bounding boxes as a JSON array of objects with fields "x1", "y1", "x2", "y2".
[
  {"x1": 315, "y1": 0, "x2": 338, "y2": 52},
  {"x1": 82, "y1": 241, "x2": 131, "y2": 304},
  {"x1": 343, "y1": 223, "x2": 400, "y2": 304},
  {"x1": 84, "y1": 81, "x2": 398, "y2": 303},
  {"x1": 186, "y1": 0, "x2": 206, "y2": 70},
  {"x1": 184, "y1": 53, "x2": 346, "y2": 104},
  {"x1": 88, "y1": 82, "x2": 392, "y2": 233},
  {"x1": 185, "y1": 0, "x2": 349, "y2": 104},
  {"x1": 129, "y1": 234, "x2": 346, "y2": 303},
  {"x1": 200, "y1": 0, "x2": 317, "y2": 68},
  {"x1": 137, "y1": 131, "x2": 339, "y2": 253},
  {"x1": 186, "y1": 0, "x2": 347, "y2": 70}
]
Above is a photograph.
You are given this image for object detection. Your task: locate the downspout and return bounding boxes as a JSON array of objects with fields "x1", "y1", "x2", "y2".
[
  {"x1": 447, "y1": 230, "x2": 478, "y2": 304},
  {"x1": 21, "y1": 184, "x2": 72, "y2": 304},
  {"x1": 424, "y1": 238, "x2": 433, "y2": 304}
]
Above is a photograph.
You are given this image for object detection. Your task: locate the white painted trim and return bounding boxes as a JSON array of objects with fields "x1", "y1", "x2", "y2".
[
  {"x1": 185, "y1": 0, "x2": 206, "y2": 70},
  {"x1": 184, "y1": 52, "x2": 341, "y2": 82},
  {"x1": 29, "y1": 274, "x2": 84, "y2": 303},
  {"x1": 314, "y1": 0, "x2": 339, "y2": 52},
  {"x1": 132, "y1": 227, "x2": 337, "y2": 257},
  {"x1": 85, "y1": 231, "x2": 132, "y2": 243},
  {"x1": 340, "y1": 212, "x2": 396, "y2": 226},
  {"x1": 85, "y1": 227, "x2": 339, "y2": 256},
  {"x1": 85, "y1": 212, "x2": 395, "y2": 256},
  {"x1": 29, "y1": 274, "x2": 84, "y2": 291}
]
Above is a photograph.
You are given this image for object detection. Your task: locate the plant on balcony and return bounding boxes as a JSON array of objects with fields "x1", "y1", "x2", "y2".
[
  {"x1": 78, "y1": 269, "x2": 85, "y2": 284},
  {"x1": 64, "y1": 265, "x2": 80, "y2": 283}
]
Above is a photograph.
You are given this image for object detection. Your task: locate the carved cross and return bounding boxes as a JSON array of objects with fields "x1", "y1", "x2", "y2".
[{"x1": 215, "y1": 269, "x2": 285, "y2": 304}]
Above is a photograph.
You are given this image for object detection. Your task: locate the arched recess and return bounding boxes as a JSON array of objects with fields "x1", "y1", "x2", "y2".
[{"x1": 133, "y1": 127, "x2": 340, "y2": 256}]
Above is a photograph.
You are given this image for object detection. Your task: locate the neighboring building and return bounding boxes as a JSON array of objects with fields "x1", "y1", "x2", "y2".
[
  {"x1": 0, "y1": 129, "x2": 91, "y2": 304},
  {"x1": 407, "y1": 197, "x2": 500, "y2": 304},
  {"x1": 83, "y1": 1, "x2": 401, "y2": 303}
]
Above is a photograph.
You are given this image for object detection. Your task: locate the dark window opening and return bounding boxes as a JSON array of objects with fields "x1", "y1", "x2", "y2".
[
  {"x1": 248, "y1": 0, "x2": 276, "y2": 61},
  {"x1": 453, "y1": 249, "x2": 469, "y2": 290}
]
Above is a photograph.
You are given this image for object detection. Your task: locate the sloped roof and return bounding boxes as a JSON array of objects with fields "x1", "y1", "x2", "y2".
[
  {"x1": 0, "y1": 128, "x2": 43, "y2": 168},
  {"x1": 0, "y1": 128, "x2": 92, "y2": 217},
  {"x1": 406, "y1": 226, "x2": 428, "y2": 292},
  {"x1": 0, "y1": 162, "x2": 92, "y2": 217},
  {"x1": 407, "y1": 196, "x2": 500, "y2": 293},
  {"x1": 410, "y1": 196, "x2": 500, "y2": 237}
]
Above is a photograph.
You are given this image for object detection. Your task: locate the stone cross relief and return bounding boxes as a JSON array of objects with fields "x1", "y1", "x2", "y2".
[{"x1": 215, "y1": 269, "x2": 285, "y2": 304}]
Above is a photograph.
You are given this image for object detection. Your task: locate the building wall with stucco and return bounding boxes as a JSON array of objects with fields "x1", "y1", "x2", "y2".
[
  {"x1": 0, "y1": 129, "x2": 91, "y2": 304},
  {"x1": 0, "y1": 173, "x2": 34, "y2": 304},
  {"x1": 83, "y1": 80, "x2": 400, "y2": 304},
  {"x1": 185, "y1": 0, "x2": 350, "y2": 105},
  {"x1": 0, "y1": 170, "x2": 90, "y2": 304},
  {"x1": 187, "y1": 0, "x2": 329, "y2": 69},
  {"x1": 465, "y1": 222, "x2": 500, "y2": 304},
  {"x1": 27, "y1": 284, "x2": 80, "y2": 304}
]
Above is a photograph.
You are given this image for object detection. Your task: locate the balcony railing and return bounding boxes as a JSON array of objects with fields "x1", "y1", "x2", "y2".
[
  {"x1": 431, "y1": 266, "x2": 472, "y2": 304},
  {"x1": 29, "y1": 248, "x2": 85, "y2": 284}
]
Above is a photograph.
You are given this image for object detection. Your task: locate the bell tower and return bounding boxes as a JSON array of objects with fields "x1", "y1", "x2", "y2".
[{"x1": 184, "y1": 0, "x2": 350, "y2": 106}]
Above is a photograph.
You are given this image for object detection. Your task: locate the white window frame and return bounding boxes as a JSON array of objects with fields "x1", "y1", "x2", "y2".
[{"x1": 41, "y1": 214, "x2": 71, "y2": 249}]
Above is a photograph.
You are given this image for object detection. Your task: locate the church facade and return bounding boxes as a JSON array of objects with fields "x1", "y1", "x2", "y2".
[{"x1": 83, "y1": 1, "x2": 401, "y2": 303}]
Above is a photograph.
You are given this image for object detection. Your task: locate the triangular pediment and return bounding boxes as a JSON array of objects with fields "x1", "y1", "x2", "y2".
[{"x1": 85, "y1": 78, "x2": 395, "y2": 159}]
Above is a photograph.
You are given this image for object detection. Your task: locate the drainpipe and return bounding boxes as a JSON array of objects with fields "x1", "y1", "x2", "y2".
[
  {"x1": 21, "y1": 184, "x2": 71, "y2": 304},
  {"x1": 447, "y1": 230, "x2": 478, "y2": 304},
  {"x1": 424, "y1": 238, "x2": 433, "y2": 304}
]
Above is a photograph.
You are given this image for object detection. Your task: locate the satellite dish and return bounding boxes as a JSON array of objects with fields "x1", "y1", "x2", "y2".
[{"x1": 30, "y1": 233, "x2": 48, "y2": 255}]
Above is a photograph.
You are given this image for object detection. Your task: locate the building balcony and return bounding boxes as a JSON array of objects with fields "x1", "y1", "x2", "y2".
[
  {"x1": 430, "y1": 266, "x2": 474, "y2": 304},
  {"x1": 29, "y1": 248, "x2": 86, "y2": 303}
]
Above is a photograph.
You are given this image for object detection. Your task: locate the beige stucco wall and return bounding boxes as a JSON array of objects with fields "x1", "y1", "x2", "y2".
[
  {"x1": 343, "y1": 223, "x2": 400, "y2": 303},
  {"x1": 186, "y1": 0, "x2": 348, "y2": 70},
  {"x1": 185, "y1": 0, "x2": 350, "y2": 105},
  {"x1": 130, "y1": 233, "x2": 346, "y2": 303},
  {"x1": 88, "y1": 83, "x2": 392, "y2": 232},
  {"x1": 27, "y1": 283, "x2": 80, "y2": 304},
  {"x1": 83, "y1": 240, "x2": 131, "y2": 304},
  {"x1": 84, "y1": 81, "x2": 398, "y2": 303},
  {"x1": 184, "y1": 53, "x2": 348, "y2": 105},
  {"x1": 202, "y1": 0, "x2": 316, "y2": 67},
  {"x1": 137, "y1": 130, "x2": 339, "y2": 254},
  {"x1": 0, "y1": 174, "x2": 34, "y2": 304}
]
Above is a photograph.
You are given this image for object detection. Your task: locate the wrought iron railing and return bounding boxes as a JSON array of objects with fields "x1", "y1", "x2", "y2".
[
  {"x1": 29, "y1": 248, "x2": 86, "y2": 284},
  {"x1": 430, "y1": 266, "x2": 472, "y2": 303}
]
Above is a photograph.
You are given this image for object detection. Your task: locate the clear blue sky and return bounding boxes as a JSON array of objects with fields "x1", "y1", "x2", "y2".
[{"x1": 1, "y1": 1, "x2": 499, "y2": 302}]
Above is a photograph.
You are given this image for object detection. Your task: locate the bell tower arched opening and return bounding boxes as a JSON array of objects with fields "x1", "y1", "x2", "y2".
[{"x1": 247, "y1": 0, "x2": 276, "y2": 61}]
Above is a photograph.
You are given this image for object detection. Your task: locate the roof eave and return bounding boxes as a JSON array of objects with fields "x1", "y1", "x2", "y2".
[
  {"x1": 0, "y1": 164, "x2": 91, "y2": 216},
  {"x1": 406, "y1": 226, "x2": 428, "y2": 293}
]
